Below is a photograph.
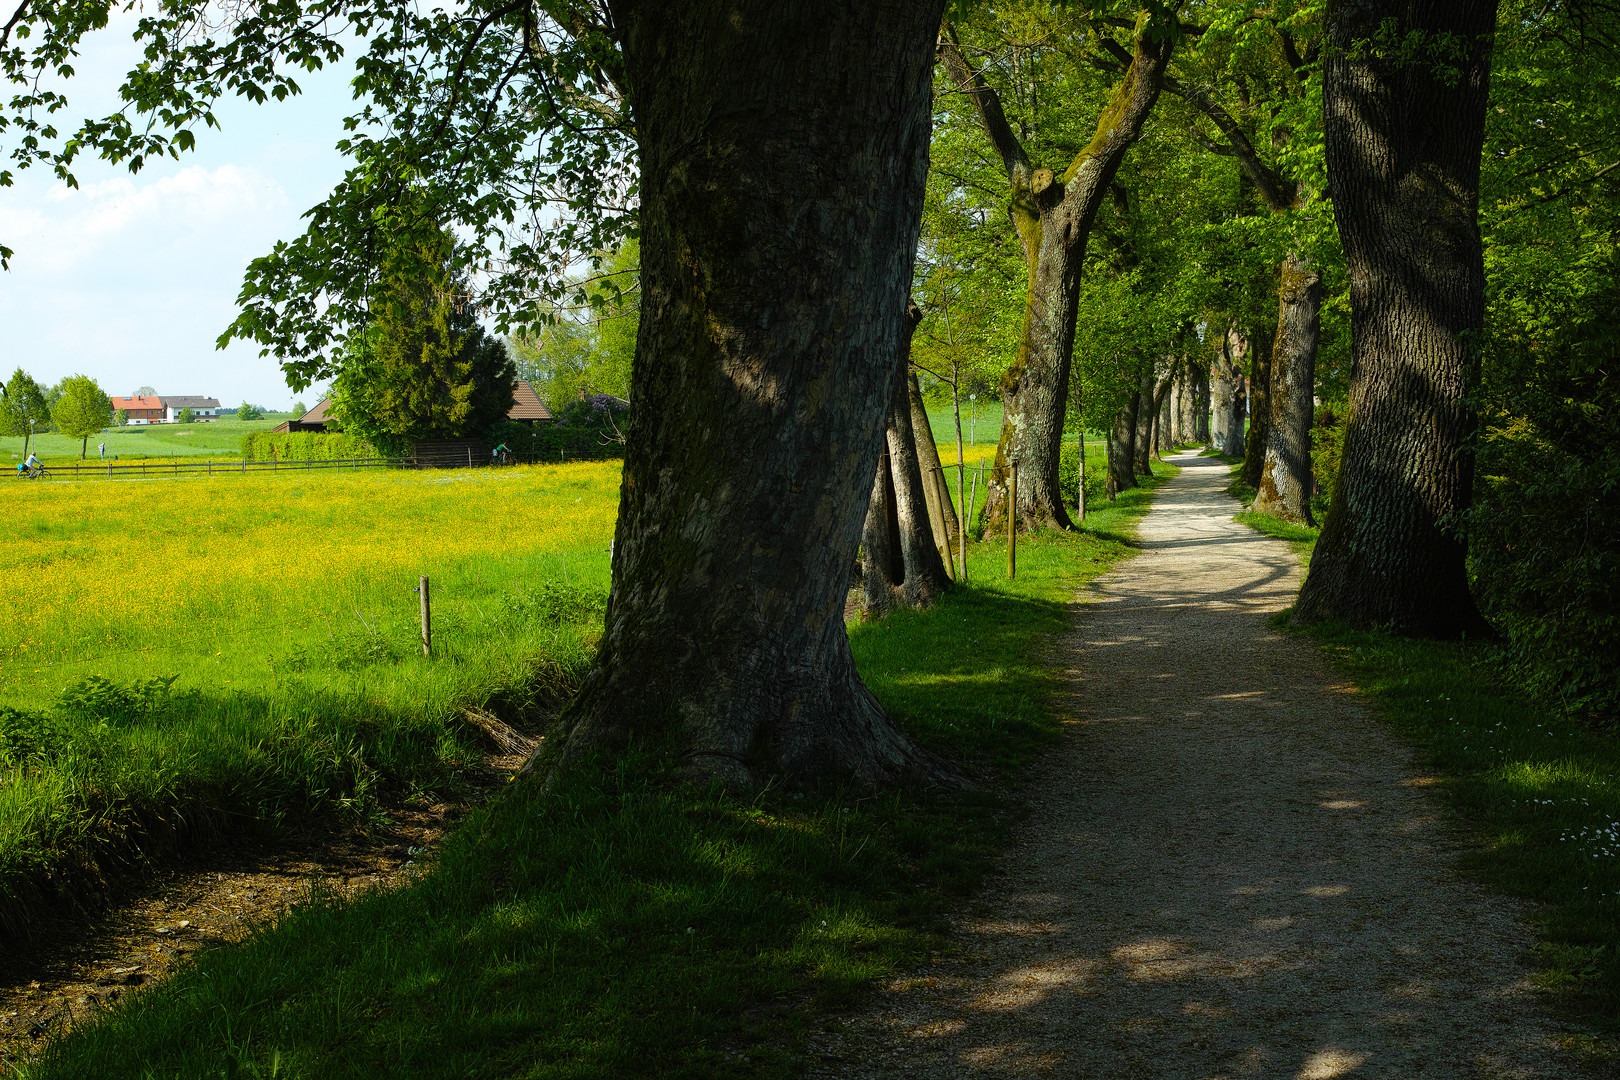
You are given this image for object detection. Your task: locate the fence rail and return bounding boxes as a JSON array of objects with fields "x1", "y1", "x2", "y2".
[{"x1": 17, "y1": 449, "x2": 623, "y2": 481}]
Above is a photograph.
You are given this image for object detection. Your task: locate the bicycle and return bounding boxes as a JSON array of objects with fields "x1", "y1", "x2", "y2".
[{"x1": 17, "y1": 464, "x2": 48, "y2": 480}]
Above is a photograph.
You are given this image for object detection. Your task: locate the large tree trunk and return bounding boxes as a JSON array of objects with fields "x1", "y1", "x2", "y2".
[
  {"x1": 1132, "y1": 372, "x2": 1155, "y2": 476},
  {"x1": 1294, "y1": 0, "x2": 1498, "y2": 638},
  {"x1": 941, "y1": 15, "x2": 1173, "y2": 533},
  {"x1": 863, "y1": 315, "x2": 953, "y2": 614},
  {"x1": 1175, "y1": 360, "x2": 1198, "y2": 445},
  {"x1": 1192, "y1": 363, "x2": 1210, "y2": 444},
  {"x1": 1210, "y1": 328, "x2": 1246, "y2": 457},
  {"x1": 1106, "y1": 397, "x2": 1138, "y2": 497},
  {"x1": 1240, "y1": 321, "x2": 1273, "y2": 489},
  {"x1": 1151, "y1": 376, "x2": 1172, "y2": 459},
  {"x1": 907, "y1": 371, "x2": 960, "y2": 567},
  {"x1": 1252, "y1": 253, "x2": 1321, "y2": 524},
  {"x1": 532, "y1": 0, "x2": 950, "y2": 790}
]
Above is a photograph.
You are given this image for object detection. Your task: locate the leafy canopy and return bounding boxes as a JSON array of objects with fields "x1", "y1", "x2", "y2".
[{"x1": 1, "y1": 0, "x2": 634, "y2": 387}]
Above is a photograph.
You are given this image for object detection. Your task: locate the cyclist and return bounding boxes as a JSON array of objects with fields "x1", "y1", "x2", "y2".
[{"x1": 17, "y1": 452, "x2": 41, "y2": 477}]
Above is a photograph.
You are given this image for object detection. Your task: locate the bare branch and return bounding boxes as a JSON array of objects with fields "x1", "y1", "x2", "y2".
[{"x1": 937, "y1": 24, "x2": 1033, "y2": 187}]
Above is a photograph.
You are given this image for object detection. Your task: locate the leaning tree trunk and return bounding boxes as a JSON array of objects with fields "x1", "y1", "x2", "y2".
[
  {"x1": 1132, "y1": 372, "x2": 1156, "y2": 476},
  {"x1": 941, "y1": 15, "x2": 1173, "y2": 534},
  {"x1": 1240, "y1": 321, "x2": 1273, "y2": 488},
  {"x1": 1294, "y1": 0, "x2": 1498, "y2": 638},
  {"x1": 531, "y1": 0, "x2": 950, "y2": 790},
  {"x1": 863, "y1": 312, "x2": 953, "y2": 614},
  {"x1": 1252, "y1": 253, "x2": 1322, "y2": 524},
  {"x1": 1106, "y1": 397, "x2": 1138, "y2": 496},
  {"x1": 907, "y1": 370, "x2": 960, "y2": 567}
]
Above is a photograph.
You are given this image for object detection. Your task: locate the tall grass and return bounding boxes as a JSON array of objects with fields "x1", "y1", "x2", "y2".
[{"x1": 0, "y1": 464, "x2": 618, "y2": 933}]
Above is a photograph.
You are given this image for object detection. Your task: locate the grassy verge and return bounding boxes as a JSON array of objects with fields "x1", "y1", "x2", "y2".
[
  {"x1": 0, "y1": 464, "x2": 618, "y2": 936},
  {"x1": 1227, "y1": 460, "x2": 1620, "y2": 1058},
  {"x1": 19, "y1": 474, "x2": 1173, "y2": 1079}
]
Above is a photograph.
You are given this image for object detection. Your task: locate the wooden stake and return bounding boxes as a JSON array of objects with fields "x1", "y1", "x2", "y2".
[
  {"x1": 1008, "y1": 461, "x2": 1018, "y2": 580},
  {"x1": 419, "y1": 575, "x2": 432, "y2": 657}
]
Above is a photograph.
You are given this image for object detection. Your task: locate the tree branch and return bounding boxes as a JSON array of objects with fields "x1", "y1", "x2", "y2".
[
  {"x1": 0, "y1": 0, "x2": 29, "y2": 50},
  {"x1": 1162, "y1": 74, "x2": 1294, "y2": 211},
  {"x1": 937, "y1": 25, "x2": 1033, "y2": 187}
]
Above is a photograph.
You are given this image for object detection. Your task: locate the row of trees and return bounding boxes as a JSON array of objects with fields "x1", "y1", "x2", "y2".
[
  {"x1": 5, "y1": 0, "x2": 1614, "y2": 785},
  {"x1": 0, "y1": 370, "x2": 116, "y2": 458}
]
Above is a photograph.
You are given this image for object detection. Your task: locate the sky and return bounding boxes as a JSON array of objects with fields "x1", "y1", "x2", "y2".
[{"x1": 0, "y1": 20, "x2": 362, "y2": 409}]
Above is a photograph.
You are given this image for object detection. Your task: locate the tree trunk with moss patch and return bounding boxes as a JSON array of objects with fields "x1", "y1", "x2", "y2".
[
  {"x1": 940, "y1": 15, "x2": 1172, "y2": 533},
  {"x1": 1132, "y1": 372, "x2": 1156, "y2": 476},
  {"x1": 1107, "y1": 397, "x2": 1138, "y2": 496},
  {"x1": 1293, "y1": 0, "x2": 1497, "y2": 638},
  {"x1": 1240, "y1": 324, "x2": 1273, "y2": 488},
  {"x1": 1152, "y1": 375, "x2": 1172, "y2": 459},
  {"x1": 530, "y1": 0, "x2": 951, "y2": 790},
  {"x1": 1252, "y1": 253, "x2": 1321, "y2": 524},
  {"x1": 1210, "y1": 329, "x2": 1247, "y2": 458}
]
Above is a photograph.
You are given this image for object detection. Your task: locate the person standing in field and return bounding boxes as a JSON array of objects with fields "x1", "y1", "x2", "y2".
[{"x1": 98, "y1": 442, "x2": 106, "y2": 461}]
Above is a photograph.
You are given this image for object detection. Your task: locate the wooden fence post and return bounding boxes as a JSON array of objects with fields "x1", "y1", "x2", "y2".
[
  {"x1": 419, "y1": 575, "x2": 432, "y2": 657},
  {"x1": 1007, "y1": 461, "x2": 1017, "y2": 580}
]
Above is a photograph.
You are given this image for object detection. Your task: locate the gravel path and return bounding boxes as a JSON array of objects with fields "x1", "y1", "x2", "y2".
[{"x1": 813, "y1": 449, "x2": 1565, "y2": 1079}]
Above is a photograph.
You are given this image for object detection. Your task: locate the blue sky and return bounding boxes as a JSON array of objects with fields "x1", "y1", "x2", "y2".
[{"x1": 0, "y1": 20, "x2": 363, "y2": 409}]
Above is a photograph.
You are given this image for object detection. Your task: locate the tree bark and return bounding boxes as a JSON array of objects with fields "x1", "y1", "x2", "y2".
[
  {"x1": 1132, "y1": 372, "x2": 1155, "y2": 476},
  {"x1": 1192, "y1": 363, "x2": 1210, "y2": 444},
  {"x1": 1106, "y1": 397, "x2": 1138, "y2": 495},
  {"x1": 940, "y1": 13, "x2": 1173, "y2": 533},
  {"x1": 1252, "y1": 253, "x2": 1321, "y2": 524},
  {"x1": 1240, "y1": 321, "x2": 1273, "y2": 489},
  {"x1": 1294, "y1": 0, "x2": 1498, "y2": 638},
  {"x1": 1209, "y1": 328, "x2": 1246, "y2": 457},
  {"x1": 907, "y1": 370, "x2": 960, "y2": 564},
  {"x1": 863, "y1": 313, "x2": 953, "y2": 614},
  {"x1": 1151, "y1": 376, "x2": 1172, "y2": 459},
  {"x1": 533, "y1": 0, "x2": 951, "y2": 790},
  {"x1": 1175, "y1": 360, "x2": 1198, "y2": 445}
]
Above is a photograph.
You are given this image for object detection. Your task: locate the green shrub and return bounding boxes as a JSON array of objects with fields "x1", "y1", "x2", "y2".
[
  {"x1": 55, "y1": 673, "x2": 177, "y2": 724},
  {"x1": 0, "y1": 706, "x2": 63, "y2": 768},
  {"x1": 240, "y1": 431, "x2": 380, "y2": 462},
  {"x1": 1059, "y1": 439, "x2": 1109, "y2": 507}
]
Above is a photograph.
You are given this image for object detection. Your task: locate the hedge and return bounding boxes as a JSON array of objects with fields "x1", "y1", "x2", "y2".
[{"x1": 240, "y1": 431, "x2": 380, "y2": 462}]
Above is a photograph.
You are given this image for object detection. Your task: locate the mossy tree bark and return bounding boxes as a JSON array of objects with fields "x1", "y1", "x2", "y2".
[
  {"x1": 1106, "y1": 395, "x2": 1138, "y2": 497},
  {"x1": 1241, "y1": 323, "x2": 1273, "y2": 488},
  {"x1": 1151, "y1": 375, "x2": 1172, "y2": 459},
  {"x1": 533, "y1": 0, "x2": 952, "y2": 790},
  {"x1": 1251, "y1": 253, "x2": 1321, "y2": 524},
  {"x1": 1132, "y1": 371, "x2": 1156, "y2": 476},
  {"x1": 1294, "y1": 0, "x2": 1498, "y2": 638},
  {"x1": 939, "y1": 13, "x2": 1173, "y2": 533},
  {"x1": 1210, "y1": 328, "x2": 1247, "y2": 458},
  {"x1": 863, "y1": 307, "x2": 953, "y2": 615}
]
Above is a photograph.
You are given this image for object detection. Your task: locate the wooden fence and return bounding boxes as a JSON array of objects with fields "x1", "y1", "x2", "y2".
[{"x1": 20, "y1": 449, "x2": 623, "y2": 481}]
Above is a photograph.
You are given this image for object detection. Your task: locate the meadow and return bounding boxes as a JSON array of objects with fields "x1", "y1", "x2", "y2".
[
  {"x1": 2, "y1": 415, "x2": 296, "y2": 466},
  {"x1": 0, "y1": 462, "x2": 618, "y2": 933}
]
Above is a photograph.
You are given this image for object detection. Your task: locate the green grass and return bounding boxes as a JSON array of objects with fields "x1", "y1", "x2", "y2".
[
  {"x1": 2, "y1": 415, "x2": 296, "y2": 465},
  {"x1": 1228, "y1": 458, "x2": 1620, "y2": 1053},
  {"x1": 0, "y1": 465, "x2": 618, "y2": 938},
  {"x1": 18, "y1": 472, "x2": 1173, "y2": 1080}
]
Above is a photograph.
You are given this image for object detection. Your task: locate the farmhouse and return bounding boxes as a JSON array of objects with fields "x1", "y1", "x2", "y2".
[
  {"x1": 164, "y1": 396, "x2": 222, "y2": 422},
  {"x1": 270, "y1": 381, "x2": 553, "y2": 434},
  {"x1": 108, "y1": 395, "x2": 165, "y2": 424}
]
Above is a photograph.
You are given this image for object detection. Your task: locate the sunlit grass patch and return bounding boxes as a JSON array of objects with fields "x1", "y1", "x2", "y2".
[{"x1": 0, "y1": 462, "x2": 619, "y2": 932}]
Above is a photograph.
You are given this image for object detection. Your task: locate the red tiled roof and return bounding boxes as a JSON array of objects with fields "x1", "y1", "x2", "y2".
[
  {"x1": 507, "y1": 380, "x2": 553, "y2": 422},
  {"x1": 109, "y1": 396, "x2": 163, "y2": 412}
]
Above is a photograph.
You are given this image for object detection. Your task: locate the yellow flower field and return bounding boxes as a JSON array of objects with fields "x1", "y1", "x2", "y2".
[{"x1": 2, "y1": 462, "x2": 620, "y2": 707}]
